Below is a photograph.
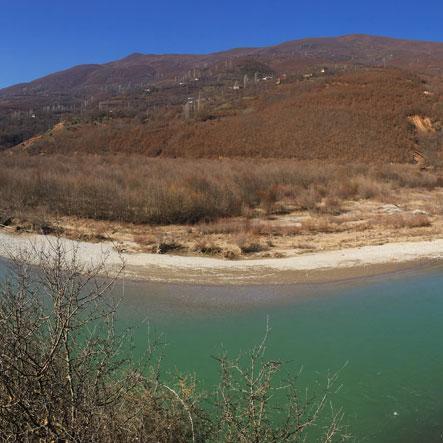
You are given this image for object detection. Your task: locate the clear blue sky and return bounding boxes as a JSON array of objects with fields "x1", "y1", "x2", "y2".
[{"x1": 1, "y1": 0, "x2": 443, "y2": 88}]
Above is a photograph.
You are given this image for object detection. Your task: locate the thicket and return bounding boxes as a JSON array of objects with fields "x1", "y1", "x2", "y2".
[{"x1": 0, "y1": 154, "x2": 441, "y2": 226}]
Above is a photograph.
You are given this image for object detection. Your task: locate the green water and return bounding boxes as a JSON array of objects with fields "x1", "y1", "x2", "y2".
[{"x1": 113, "y1": 267, "x2": 443, "y2": 442}]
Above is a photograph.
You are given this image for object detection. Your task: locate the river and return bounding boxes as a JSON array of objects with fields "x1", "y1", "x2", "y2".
[{"x1": 112, "y1": 265, "x2": 443, "y2": 442}]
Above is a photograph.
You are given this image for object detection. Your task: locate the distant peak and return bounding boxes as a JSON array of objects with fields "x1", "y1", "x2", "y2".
[
  {"x1": 338, "y1": 34, "x2": 407, "y2": 43},
  {"x1": 340, "y1": 34, "x2": 374, "y2": 39},
  {"x1": 124, "y1": 52, "x2": 145, "y2": 60}
]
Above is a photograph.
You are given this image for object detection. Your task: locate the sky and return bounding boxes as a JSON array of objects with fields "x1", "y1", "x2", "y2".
[{"x1": 1, "y1": 0, "x2": 443, "y2": 88}]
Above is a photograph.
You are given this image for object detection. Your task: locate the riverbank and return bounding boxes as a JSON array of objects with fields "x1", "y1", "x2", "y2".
[{"x1": 0, "y1": 231, "x2": 442, "y2": 284}]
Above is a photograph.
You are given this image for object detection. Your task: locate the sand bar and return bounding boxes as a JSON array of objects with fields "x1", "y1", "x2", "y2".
[{"x1": 0, "y1": 231, "x2": 442, "y2": 284}]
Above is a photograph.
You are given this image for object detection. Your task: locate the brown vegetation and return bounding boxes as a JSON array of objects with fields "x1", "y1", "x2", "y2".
[
  {"x1": 0, "y1": 153, "x2": 441, "y2": 260},
  {"x1": 14, "y1": 69, "x2": 443, "y2": 164},
  {"x1": 376, "y1": 213, "x2": 432, "y2": 229},
  {"x1": 1, "y1": 153, "x2": 441, "y2": 227}
]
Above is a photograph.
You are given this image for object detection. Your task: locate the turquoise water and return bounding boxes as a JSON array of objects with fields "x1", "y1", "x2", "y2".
[{"x1": 113, "y1": 266, "x2": 443, "y2": 442}]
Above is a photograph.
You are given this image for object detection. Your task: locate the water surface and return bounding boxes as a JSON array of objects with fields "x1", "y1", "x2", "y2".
[
  {"x1": 113, "y1": 267, "x2": 443, "y2": 442},
  {"x1": 2, "y1": 256, "x2": 441, "y2": 442}
]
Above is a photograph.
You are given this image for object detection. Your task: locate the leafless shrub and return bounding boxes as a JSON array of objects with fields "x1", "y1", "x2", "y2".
[
  {"x1": 198, "y1": 219, "x2": 250, "y2": 235},
  {"x1": 222, "y1": 245, "x2": 242, "y2": 260},
  {"x1": 234, "y1": 234, "x2": 269, "y2": 254},
  {"x1": 193, "y1": 239, "x2": 223, "y2": 256},
  {"x1": 351, "y1": 176, "x2": 386, "y2": 199},
  {"x1": 293, "y1": 241, "x2": 316, "y2": 250},
  {"x1": 213, "y1": 321, "x2": 349, "y2": 442},
  {"x1": 297, "y1": 186, "x2": 322, "y2": 211},
  {"x1": 318, "y1": 197, "x2": 344, "y2": 215},
  {"x1": 0, "y1": 241, "x2": 348, "y2": 441},
  {"x1": 1, "y1": 153, "x2": 437, "y2": 228},
  {"x1": 258, "y1": 185, "x2": 280, "y2": 214},
  {"x1": 372, "y1": 164, "x2": 441, "y2": 189},
  {"x1": 377, "y1": 213, "x2": 432, "y2": 229},
  {"x1": 301, "y1": 218, "x2": 338, "y2": 234},
  {"x1": 156, "y1": 240, "x2": 183, "y2": 254},
  {"x1": 133, "y1": 234, "x2": 156, "y2": 247}
]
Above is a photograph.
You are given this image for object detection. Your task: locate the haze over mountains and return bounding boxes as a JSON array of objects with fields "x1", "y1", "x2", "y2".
[{"x1": 1, "y1": 34, "x2": 443, "y2": 163}]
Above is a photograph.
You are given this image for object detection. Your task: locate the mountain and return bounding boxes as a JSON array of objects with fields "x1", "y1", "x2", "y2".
[
  {"x1": 1, "y1": 34, "x2": 443, "y2": 162},
  {"x1": 3, "y1": 34, "x2": 443, "y2": 98}
]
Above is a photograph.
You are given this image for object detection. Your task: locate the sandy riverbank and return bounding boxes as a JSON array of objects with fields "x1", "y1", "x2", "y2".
[{"x1": 0, "y1": 231, "x2": 442, "y2": 284}]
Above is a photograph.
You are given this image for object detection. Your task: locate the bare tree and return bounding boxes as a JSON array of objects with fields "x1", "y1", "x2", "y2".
[{"x1": 0, "y1": 239, "x2": 207, "y2": 441}]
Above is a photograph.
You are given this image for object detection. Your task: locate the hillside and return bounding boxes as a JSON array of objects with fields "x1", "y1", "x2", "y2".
[
  {"x1": 1, "y1": 34, "x2": 443, "y2": 162},
  {"x1": 13, "y1": 68, "x2": 442, "y2": 163}
]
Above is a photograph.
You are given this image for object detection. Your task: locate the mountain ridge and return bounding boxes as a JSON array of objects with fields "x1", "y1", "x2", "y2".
[{"x1": 3, "y1": 33, "x2": 443, "y2": 96}]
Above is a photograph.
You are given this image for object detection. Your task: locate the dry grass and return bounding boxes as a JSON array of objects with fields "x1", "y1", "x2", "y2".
[
  {"x1": 192, "y1": 239, "x2": 224, "y2": 255},
  {"x1": 300, "y1": 218, "x2": 335, "y2": 234}
]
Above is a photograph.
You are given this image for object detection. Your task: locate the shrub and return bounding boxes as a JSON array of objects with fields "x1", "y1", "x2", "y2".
[
  {"x1": 234, "y1": 234, "x2": 269, "y2": 254},
  {"x1": 378, "y1": 213, "x2": 432, "y2": 229},
  {"x1": 193, "y1": 239, "x2": 223, "y2": 255}
]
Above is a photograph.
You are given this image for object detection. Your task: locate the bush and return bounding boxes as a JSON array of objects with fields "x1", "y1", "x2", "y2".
[{"x1": 377, "y1": 213, "x2": 432, "y2": 229}]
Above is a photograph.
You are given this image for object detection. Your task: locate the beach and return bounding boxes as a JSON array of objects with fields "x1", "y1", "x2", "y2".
[{"x1": 1, "y1": 230, "x2": 442, "y2": 284}]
